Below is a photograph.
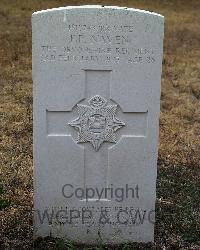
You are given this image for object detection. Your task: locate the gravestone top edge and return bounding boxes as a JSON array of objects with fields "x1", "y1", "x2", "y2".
[{"x1": 32, "y1": 5, "x2": 164, "y2": 18}]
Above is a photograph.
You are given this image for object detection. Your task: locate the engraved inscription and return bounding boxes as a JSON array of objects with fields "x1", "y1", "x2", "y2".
[
  {"x1": 68, "y1": 95, "x2": 125, "y2": 151},
  {"x1": 69, "y1": 34, "x2": 131, "y2": 44},
  {"x1": 67, "y1": 24, "x2": 135, "y2": 32},
  {"x1": 39, "y1": 22, "x2": 156, "y2": 64},
  {"x1": 40, "y1": 45, "x2": 156, "y2": 64}
]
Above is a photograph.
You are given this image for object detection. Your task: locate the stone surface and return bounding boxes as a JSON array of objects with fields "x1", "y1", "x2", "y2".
[{"x1": 32, "y1": 6, "x2": 164, "y2": 244}]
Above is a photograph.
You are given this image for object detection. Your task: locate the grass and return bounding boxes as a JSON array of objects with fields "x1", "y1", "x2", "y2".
[
  {"x1": 0, "y1": 183, "x2": 11, "y2": 210},
  {"x1": 0, "y1": 0, "x2": 200, "y2": 249}
]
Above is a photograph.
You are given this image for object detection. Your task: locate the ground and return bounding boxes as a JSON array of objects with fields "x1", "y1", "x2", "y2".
[{"x1": 0, "y1": 0, "x2": 200, "y2": 249}]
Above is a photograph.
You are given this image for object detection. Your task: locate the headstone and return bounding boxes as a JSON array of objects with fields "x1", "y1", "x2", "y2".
[{"x1": 32, "y1": 6, "x2": 164, "y2": 244}]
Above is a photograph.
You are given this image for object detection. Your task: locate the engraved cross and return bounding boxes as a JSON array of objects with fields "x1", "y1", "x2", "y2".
[{"x1": 47, "y1": 70, "x2": 147, "y2": 200}]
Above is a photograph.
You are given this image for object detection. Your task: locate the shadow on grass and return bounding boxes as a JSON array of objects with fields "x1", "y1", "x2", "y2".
[
  {"x1": 33, "y1": 236, "x2": 154, "y2": 250},
  {"x1": 0, "y1": 183, "x2": 11, "y2": 210}
]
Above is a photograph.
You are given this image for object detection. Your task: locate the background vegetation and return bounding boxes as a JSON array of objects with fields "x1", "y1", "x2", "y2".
[{"x1": 0, "y1": 0, "x2": 199, "y2": 249}]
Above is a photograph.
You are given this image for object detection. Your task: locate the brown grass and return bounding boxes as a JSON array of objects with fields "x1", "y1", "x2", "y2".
[{"x1": 0, "y1": 0, "x2": 200, "y2": 249}]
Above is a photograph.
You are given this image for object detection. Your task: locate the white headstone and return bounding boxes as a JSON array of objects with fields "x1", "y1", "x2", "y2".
[{"x1": 32, "y1": 6, "x2": 164, "y2": 244}]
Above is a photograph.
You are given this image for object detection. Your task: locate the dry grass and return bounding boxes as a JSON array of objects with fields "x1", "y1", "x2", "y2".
[{"x1": 0, "y1": 0, "x2": 200, "y2": 249}]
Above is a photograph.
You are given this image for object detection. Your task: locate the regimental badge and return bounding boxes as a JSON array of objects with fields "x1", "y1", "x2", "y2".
[{"x1": 69, "y1": 95, "x2": 125, "y2": 151}]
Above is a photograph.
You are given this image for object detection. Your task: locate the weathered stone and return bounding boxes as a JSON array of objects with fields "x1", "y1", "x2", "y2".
[{"x1": 32, "y1": 5, "x2": 164, "y2": 244}]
